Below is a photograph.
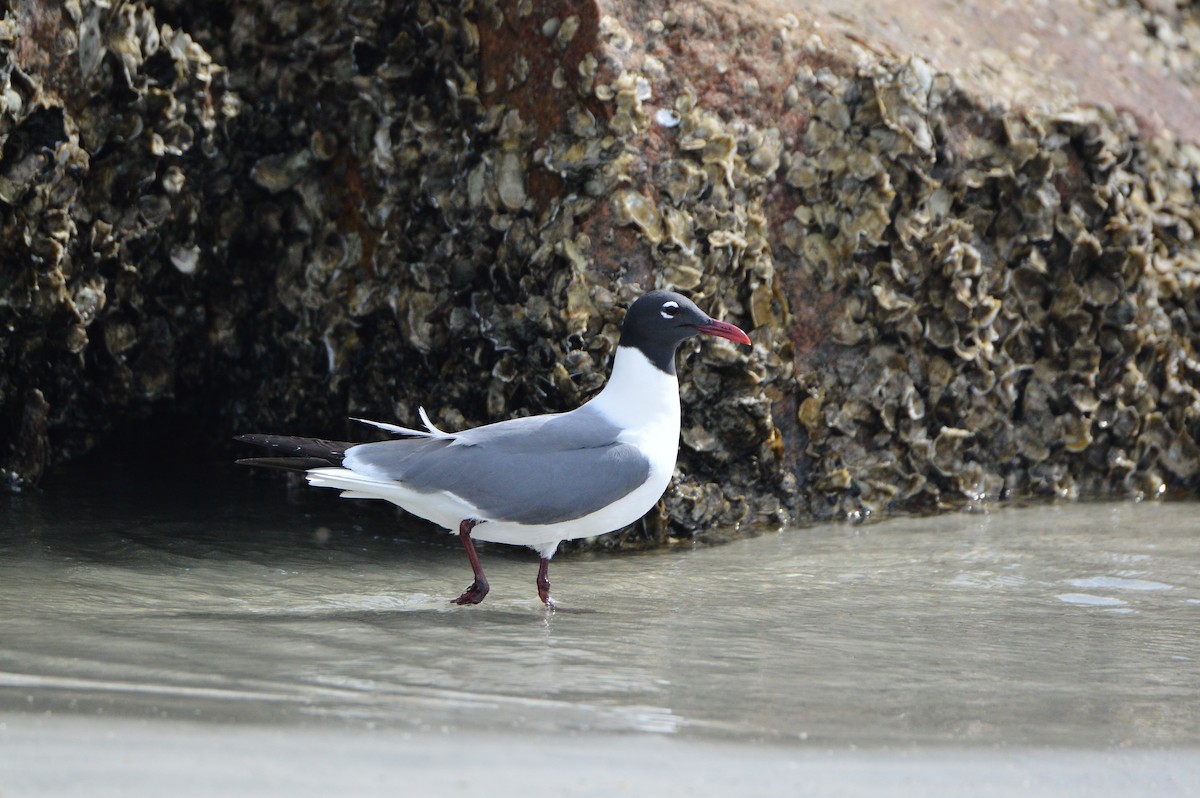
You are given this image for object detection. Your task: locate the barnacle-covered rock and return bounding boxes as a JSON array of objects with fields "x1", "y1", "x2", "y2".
[
  {"x1": 2, "y1": 0, "x2": 1199, "y2": 551},
  {"x1": 765, "y1": 2, "x2": 1200, "y2": 521},
  {"x1": 1, "y1": 0, "x2": 228, "y2": 488}
]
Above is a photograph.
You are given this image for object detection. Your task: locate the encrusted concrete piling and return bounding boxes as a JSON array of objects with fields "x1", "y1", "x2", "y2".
[{"x1": 2, "y1": 0, "x2": 1198, "y2": 544}]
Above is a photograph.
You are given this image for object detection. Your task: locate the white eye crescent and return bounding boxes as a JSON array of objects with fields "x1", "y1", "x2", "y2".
[{"x1": 660, "y1": 300, "x2": 680, "y2": 319}]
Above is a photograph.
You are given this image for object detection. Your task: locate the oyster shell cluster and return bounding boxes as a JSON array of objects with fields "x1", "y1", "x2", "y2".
[
  {"x1": 2, "y1": 0, "x2": 1198, "y2": 547},
  {"x1": 1, "y1": 0, "x2": 226, "y2": 486},
  {"x1": 780, "y1": 49, "x2": 1200, "y2": 520}
]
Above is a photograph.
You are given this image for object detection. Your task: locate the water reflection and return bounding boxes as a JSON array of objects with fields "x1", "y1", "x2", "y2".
[{"x1": 1, "y1": 461, "x2": 1198, "y2": 747}]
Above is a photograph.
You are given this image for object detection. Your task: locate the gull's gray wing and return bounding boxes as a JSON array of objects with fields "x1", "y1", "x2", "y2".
[{"x1": 342, "y1": 407, "x2": 652, "y2": 525}]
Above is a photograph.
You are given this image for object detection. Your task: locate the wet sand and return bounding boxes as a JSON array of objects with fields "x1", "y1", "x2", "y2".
[{"x1": 5, "y1": 713, "x2": 1199, "y2": 798}]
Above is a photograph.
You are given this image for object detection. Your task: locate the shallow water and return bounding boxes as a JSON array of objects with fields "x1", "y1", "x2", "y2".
[{"x1": 1, "y1": 458, "x2": 1199, "y2": 754}]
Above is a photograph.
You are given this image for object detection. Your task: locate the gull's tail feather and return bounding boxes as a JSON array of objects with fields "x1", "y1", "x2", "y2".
[
  {"x1": 234, "y1": 435, "x2": 352, "y2": 471},
  {"x1": 305, "y1": 467, "x2": 423, "y2": 505}
]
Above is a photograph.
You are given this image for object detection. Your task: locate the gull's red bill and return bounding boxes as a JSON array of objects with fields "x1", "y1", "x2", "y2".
[{"x1": 694, "y1": 318, "x2": 752, "y2": 346}]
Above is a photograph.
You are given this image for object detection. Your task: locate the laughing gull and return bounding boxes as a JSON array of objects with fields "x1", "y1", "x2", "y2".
[{"x1": 236, "y1": 290, "x2": 751, "y2": 606}]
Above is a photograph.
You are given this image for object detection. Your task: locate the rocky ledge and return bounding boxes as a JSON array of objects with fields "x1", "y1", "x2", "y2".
[{"x1": 2, "y1": 0, "x2": 1198, "y2": 545}]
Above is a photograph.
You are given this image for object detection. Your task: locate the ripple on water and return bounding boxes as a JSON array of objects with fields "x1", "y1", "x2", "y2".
[
  {"x1": 1055, "y1": 593, "x2": 1129, "y2": 607},
  {"x1": 1065, "y1": 576, "x2": 1173, "y2": 591}
]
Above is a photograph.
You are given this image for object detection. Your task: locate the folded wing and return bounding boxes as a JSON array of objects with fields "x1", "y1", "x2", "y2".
[{"x1": 344, "y1": 407, "x2": 651, "y2": 525}]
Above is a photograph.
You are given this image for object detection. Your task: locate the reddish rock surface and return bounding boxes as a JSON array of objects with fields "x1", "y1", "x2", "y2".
[{"x1": 474, "y1": 0, "x2": 1200, "y2": 523}]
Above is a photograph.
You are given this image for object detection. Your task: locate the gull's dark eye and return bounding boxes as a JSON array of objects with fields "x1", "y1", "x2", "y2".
[{"x1": 660, "y1": 300, "x2": 680, "y2": 320}]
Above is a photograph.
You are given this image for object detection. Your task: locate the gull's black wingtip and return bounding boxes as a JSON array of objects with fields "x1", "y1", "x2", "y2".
[
  {"x1": 236, "y1": 456, "x2": 332, "y2": 472},
  {"x1": 233, "y1": 434, "x2": 353, "y2": 467},
  {"x1": 235, "y1": 433, "x2": 277, "y2": 446}
]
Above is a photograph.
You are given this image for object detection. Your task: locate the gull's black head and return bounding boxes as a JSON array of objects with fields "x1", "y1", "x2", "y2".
[{"x1": 618, "y1": 290, "x2": 751, "y2": 374}]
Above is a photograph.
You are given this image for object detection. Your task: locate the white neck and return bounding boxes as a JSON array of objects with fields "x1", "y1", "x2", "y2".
[{"x1": 587, "y1": 345, "x2": 681, "y2": 436}]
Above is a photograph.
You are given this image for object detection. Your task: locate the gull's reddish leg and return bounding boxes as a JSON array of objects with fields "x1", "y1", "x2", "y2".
[
  {"x1": 536, "y1": 557, "x2": 554, "y2": 606},
  {"x1": 451, "y1": 519, "x2": 489, "y2": 605}
]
